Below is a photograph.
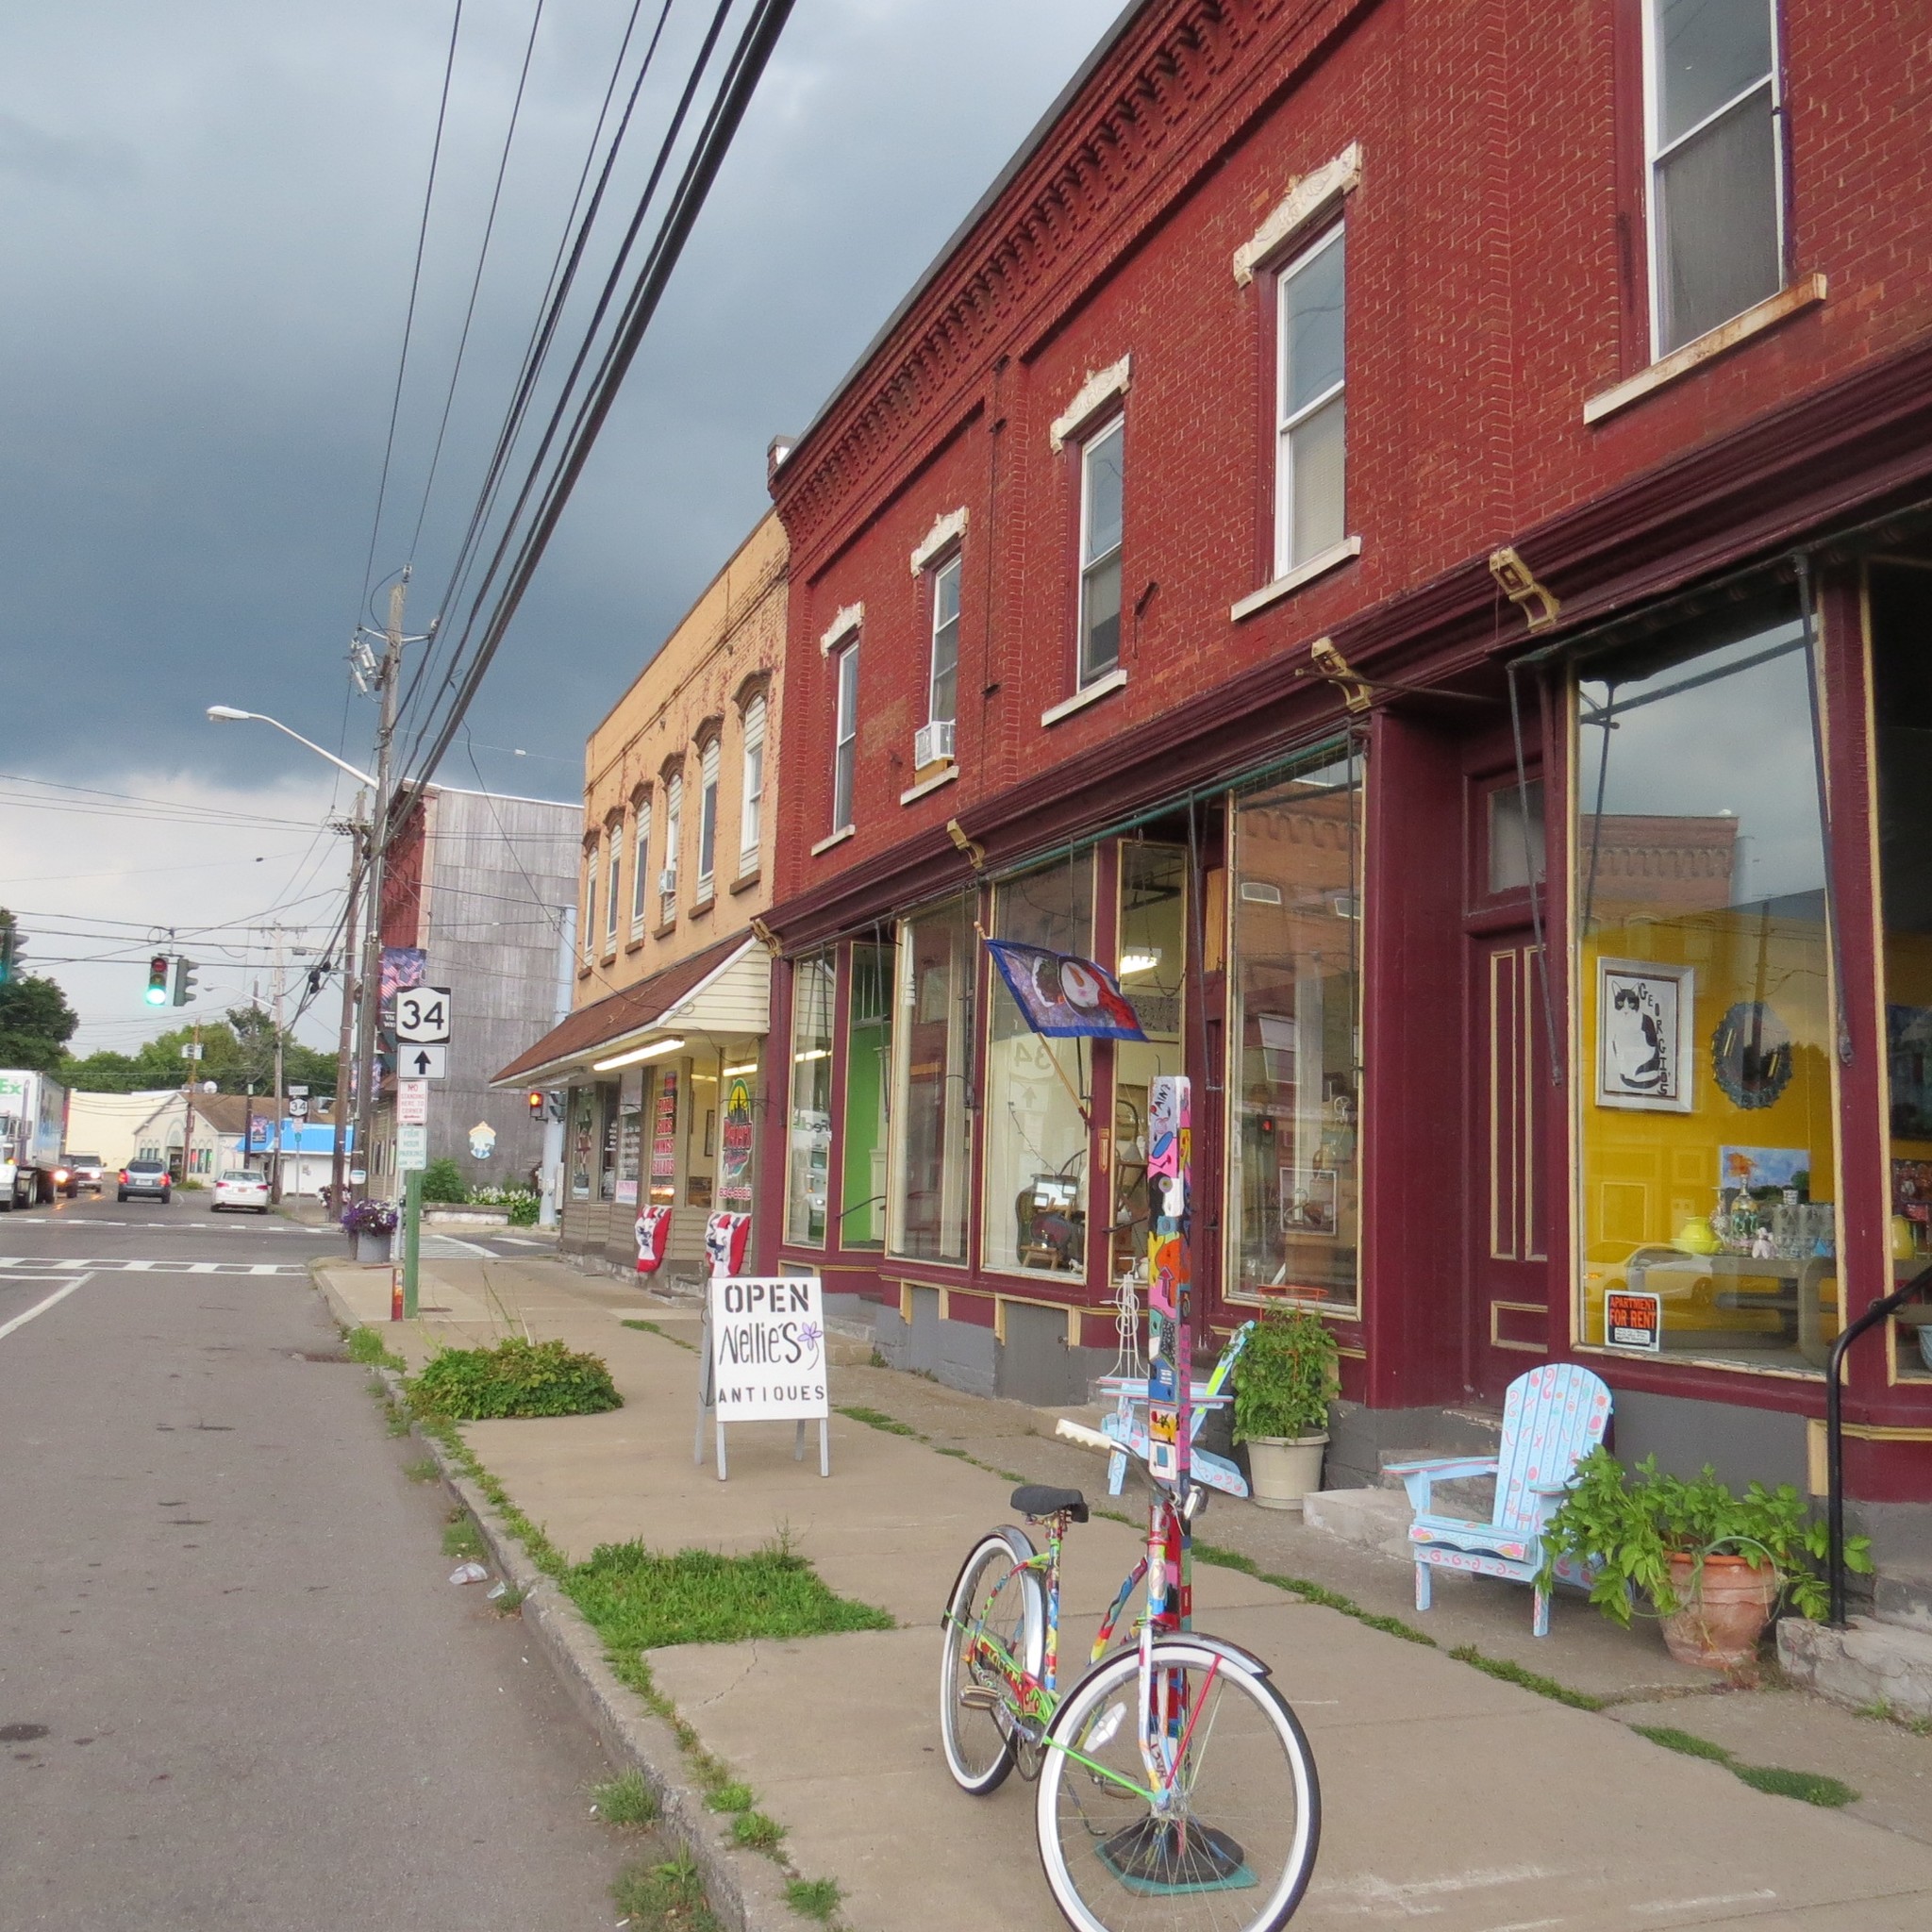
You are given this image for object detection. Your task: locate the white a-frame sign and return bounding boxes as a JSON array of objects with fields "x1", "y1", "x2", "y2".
[{"x1": 695, "y1": 1274, "x2": 831, "y2": 1480}]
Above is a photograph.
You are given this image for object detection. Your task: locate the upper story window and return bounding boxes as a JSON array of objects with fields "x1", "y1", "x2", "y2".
[
  {"x1": 1274, "y1": 224, "x2": 1346, "y2": 576},
  {"x1": 581, "y1": 851, "x2": 598, "y2": 961},
  {"x1": 740, "y1": 693, "x2": 766, "y2": 871},
  {"x1": 832, "y1": 640, "x2": 859, "y2": 832},
  {"x1": 1078, "y1": 419, "x2": 1124, "y2": 687},
  {"x1": 696, "y1": 737, "x2": 721, "y2": 897},
  {"x1": 605, "y1": 829, "x2": 622, "y2": 945},
  {"x1": 630, "y1": 799, "x2": 651, "y2": 933},
  {"x1": 1645, "y1": 0, "x2": 1782, "y2": 357},
  {"x1": 928, "y1": 555, "x2": 961, "y2": 735},
  {"x1": 660, "y1": 773, "x2": 682, "y2": 921}
]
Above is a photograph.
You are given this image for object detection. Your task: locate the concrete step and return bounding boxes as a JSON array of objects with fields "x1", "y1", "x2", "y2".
[
  {"x1": 1302, "y1": 1486, "x2": 1415, "y2": 1560},
  {"x1": 1874, "y1": 1567, "x2": 1932, "y2": 1636},
  {"x1": 1778, "y1": 1614, "x2": 1932, "y2": 1722}
]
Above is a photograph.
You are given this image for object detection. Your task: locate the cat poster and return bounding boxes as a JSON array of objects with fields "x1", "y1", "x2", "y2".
[{"x1": 1596, "y1": 958, "x2": 1694, "y2": 1113}]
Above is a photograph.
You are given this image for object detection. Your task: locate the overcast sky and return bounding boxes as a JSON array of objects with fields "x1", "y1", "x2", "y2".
[{"x1": 0, "y1": 0, "x2": 1128, "y2": 1051}]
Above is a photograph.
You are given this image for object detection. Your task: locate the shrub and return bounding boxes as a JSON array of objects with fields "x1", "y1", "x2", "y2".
[
  {"x1": 408, "y1": 1337, "x2": 622, "y2": 1420},
  {"x1": 419, "y1": 1158, "x2": 468, "y2": 1204},
  {"x1": 1232, "y1": 1307, "x2": 1339, "y2": 1443}
]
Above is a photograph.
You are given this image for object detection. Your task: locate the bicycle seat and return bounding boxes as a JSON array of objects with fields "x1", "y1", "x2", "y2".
[{"x1": 1011, "y1": 1485, "x2": 1088, "y2": 1523}]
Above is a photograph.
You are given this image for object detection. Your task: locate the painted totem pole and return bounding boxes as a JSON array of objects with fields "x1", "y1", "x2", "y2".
[{"x1": 1145, "y1": 1074, "x2": 1192, "y2": 1634}]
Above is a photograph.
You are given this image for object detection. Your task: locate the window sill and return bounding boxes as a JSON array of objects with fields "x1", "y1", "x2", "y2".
[
  {"x1": 1041, "y1": 666, "x2": 1126, "y2": 728},
  {"x1": 900, "y1": 762, "x2": 958, "y2": 806},
  {"x1": 655, "y1": 918, "x2": 677, "y2": 941},
  {"x1": 729, "y1": 865, "x2": 762, "y2": 894},
  {"x1": 691, "y1": 889, "x2": 714, "y2": 917},
  {"x1": 809, "y1": 824, "x2": 855, "y2": 857},
  {"x1": 1230, "y1": 535, "x2": 1363, "y2": 622},
  {"x1": 1583, "y1": 274, "x2": 1828, "y2": 425},
  {"x1": 624, "y1": 936, "x2": 644, "y2": 955}
]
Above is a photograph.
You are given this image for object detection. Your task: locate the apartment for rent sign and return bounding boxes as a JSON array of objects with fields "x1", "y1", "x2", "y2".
[{"x1": 706, "y1": 1276, "x2": 829, "y2": 1423}]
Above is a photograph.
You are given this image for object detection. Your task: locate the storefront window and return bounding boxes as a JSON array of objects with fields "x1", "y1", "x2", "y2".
[
  {"x1": 841, "y1": 941, "x2": 893, "y2": 1247},
  {"x1": 1228, "y1": 749, "x2": 1364, "y2": 1310},
  {"x1": 982, "y1": 856, "x2": 1092, "y2": 1278},
  {"x1": 1112, "y1": 844, "x2": 1188, "y2": 1285},
  {"x1": 596, "y1": 1081, "x2": 619, "y2": 1201},
  {"x1": 1576, "y1": 599, "x2": 1839, "y2": 1371},
  {"x1": 718, "y1": 1050, "x2": 758, "y2": 1214},
  {"x1": 1873, "y1": 564, "x2": 1932, "y2": 1371},
  {"x1": 890, "y1": 895, "x2": 974, "y2": 1263},
  {"x1": 647, "y1": 1066, "x2": 678, "y2": 1212},
  {"x1": 616, "y1": 1072, "x2": 643, "y2": 1206},
  {"x1": 571, "y1": 1087, "x2": 594, "y2": 1199},
  {"x1": 786, "y1": 951, "x2": 836, "y2": 1245},
  {"x1": 686, "y1": 1050, "x2": 719, "y2": 1214}
]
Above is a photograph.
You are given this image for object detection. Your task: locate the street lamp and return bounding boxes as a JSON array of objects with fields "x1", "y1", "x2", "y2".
[{"x1": 205, "y1": 706, "x2": 378, "y2": 788}]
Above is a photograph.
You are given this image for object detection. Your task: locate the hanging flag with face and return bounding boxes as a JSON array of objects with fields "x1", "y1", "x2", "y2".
[{"x1": 984, "y1": 939, "x2": 1147, "y2": 1041}]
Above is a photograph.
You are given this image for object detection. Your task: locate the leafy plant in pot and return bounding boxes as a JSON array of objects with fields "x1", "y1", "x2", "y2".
[
  {"x1": 1232, "y1": 1307, "x2": 1339, "y2": 1510},
  {"x1": 1540, "y1": 1450, "x2": 1873, "y2": 1671},
  {"x1": 341, "y1": 1195, "x2": 399, "y2": 1261}
]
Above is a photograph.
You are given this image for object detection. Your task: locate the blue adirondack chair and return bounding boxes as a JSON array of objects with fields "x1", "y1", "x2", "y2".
[{"x1": 1387, "y1": 1363, "x2": 1612, "y2": 1638}]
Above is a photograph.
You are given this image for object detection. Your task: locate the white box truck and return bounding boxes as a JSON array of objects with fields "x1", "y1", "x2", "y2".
[{"x1": 0, "y1": 1069, "x2": 70, "y2": 1208}]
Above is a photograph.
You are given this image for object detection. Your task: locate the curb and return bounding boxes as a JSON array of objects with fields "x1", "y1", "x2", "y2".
[{"x1": 312, "y1": 1266, "x2": 803, "y2": 1932}]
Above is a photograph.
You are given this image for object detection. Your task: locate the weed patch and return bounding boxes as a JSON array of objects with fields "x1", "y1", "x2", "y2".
[
  {"x1": 1191, "y1": 1541, "x2": 1439, "y2": 1648},
  {"x1": 409, "y1": 1336, "x2": 621, "y2": 1421},
  {"x1": 1629, "y1": 1723, "x2": 1858, "y2": 1807},
  {"x1": 613, "y1": 1851, "x2": 717, "y2": 1932},
  {"x1": 565, "y1": 1541, "x2": 893, "y2": 1653},
  {"x1": 731, "y1": 1810, "x2": 786, "y2": 1851},
  {"x1": 704, "y1": 1783, "x2": 754, "y2": 1814},
  {"x1": 490, "y1": 1583, "x2": 526, "y2": 1616},
  {"x1": 836, "y1": 1405, "x2": 919, "y2": 1438},
  {"x1": 623, "y1": 1319, "x2": 697, "y2": 1354},
  {"x1": 1449, "y1": 1645, "x2": 1607, "y2": 1710},
  {"x1": 590, "y1": 1768, "x2": 658, "y2": 1826},
  {"x1": 787, "y1": 1877, "x2": 841, "y2": 1921},
  {"x1": 402, "y1": 1457, "x2": 439, "y2": 1483},
  {"x1": 441, "y1": 1513, "x2": 486, "y2": 1562},
  {"x1": 346, "y1": 1326, "x2": 405, "y2": 1371}
]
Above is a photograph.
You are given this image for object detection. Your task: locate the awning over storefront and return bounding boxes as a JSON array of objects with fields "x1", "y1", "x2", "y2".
[{"x1": 491, "y1": 930, "x2": 768, "y2": 1089}]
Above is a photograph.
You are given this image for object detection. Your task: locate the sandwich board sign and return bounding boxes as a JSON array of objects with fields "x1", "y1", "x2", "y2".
[{"x1": 694, "y1": 1269, "x2": 829, "y2": 1482}]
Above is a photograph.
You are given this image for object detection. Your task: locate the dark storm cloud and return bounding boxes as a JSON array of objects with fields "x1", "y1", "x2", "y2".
[{"x1": 0, "y1": 0, "x2": 1129, "y2": 800}]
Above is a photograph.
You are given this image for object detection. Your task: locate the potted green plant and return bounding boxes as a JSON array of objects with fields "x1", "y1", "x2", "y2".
[
  {"x1": 1540, "y1": 1450, "x2": 1873, "y2": 1670},
  {"x1": 341, "y1": 1195, "x2": 399, "y2": 1264},
  {"x1": 1232, "y1": 1307, "x2": 1339, "y2": 1509}
]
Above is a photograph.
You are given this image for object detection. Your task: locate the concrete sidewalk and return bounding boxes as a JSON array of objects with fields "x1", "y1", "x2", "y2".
[{"x1": 316, "y1": 1254, "x2": 1932, "y2": 1930}]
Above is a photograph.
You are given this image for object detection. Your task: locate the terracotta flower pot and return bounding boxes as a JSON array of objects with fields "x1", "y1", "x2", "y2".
[{"x1": 1659, "y1": 1551, "x2": 1778, "y2": 1670}]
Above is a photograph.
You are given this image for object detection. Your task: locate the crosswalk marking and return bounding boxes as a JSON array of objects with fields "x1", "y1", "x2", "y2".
[{"x1": 0, "y1": 1257, "x2": 308, "y2": 1276}]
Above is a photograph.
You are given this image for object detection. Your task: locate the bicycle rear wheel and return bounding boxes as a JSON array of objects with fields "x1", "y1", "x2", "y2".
[
  {"x1": 940, "y1": 1527, "x2": 1045, "y2": 1795},
  {"x1": 1035, "y1": 1640, "x2": 1319, "y2": 1932}
]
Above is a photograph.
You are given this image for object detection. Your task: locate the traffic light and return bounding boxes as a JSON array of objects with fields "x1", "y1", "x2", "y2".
[
  {"x1": 526, "y1": 1090, "x2": 546, "y2": 1120},
  {"x1": 0, "y1": 921, "x2": 17, "y2": 986},
  {"x1": 172, "y1": 957, "x2": 199, "y2": 1006},
  {"x1": 144, "y1": 955, "x2": 171, "y2": 1006}
]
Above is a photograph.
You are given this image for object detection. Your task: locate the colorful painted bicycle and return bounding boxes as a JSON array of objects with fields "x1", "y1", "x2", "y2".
[{"x1": 939, "y1": 1077, "x2": 1321, "y2": 1932}]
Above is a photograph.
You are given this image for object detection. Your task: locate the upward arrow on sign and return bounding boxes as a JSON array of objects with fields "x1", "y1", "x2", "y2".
[{"x1": 404, "y1": 1044, "x2": 446, "y2": 1079}]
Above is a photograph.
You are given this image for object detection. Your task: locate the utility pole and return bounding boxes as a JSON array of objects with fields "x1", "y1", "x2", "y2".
[
  {"x1": 352, "y1": 572, "x2": 408, "y2": 1203},
  {"x1": 181, "y1": 1018, "x2": 201, "y2": 1186},
  {"x1": 330, "y1": 808, "x2": 366, "y2": 1211},
  {"x1": 269, "y1": 922, "x2": 287, "y2": 1204}
]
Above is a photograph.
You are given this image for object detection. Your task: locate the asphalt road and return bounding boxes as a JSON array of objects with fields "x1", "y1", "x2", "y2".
[{"x1": 0, "y1": 1193, "x2": 631, "y2": 1930}]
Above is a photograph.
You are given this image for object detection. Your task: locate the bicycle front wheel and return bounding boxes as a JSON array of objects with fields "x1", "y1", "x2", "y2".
[
  {"x1": 940, "y1": 1527, "x2": 1045, "y2": 1795},
  {"x1": 1035, "y1": 1640, "x2": 1319, "y2": 1932}
]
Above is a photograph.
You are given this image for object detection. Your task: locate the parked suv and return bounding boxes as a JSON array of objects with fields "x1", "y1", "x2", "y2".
[
  {"x1": 65, "y1": 1155, "x2": 105, "y2": 1194},
  {"x1": 118, "y1": 1160, "x2": 172, "y2": 1204}
]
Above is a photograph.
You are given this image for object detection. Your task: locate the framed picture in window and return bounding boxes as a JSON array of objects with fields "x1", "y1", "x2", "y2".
[{"x1": 1596, "y1": 958, "x2": 1694, "y2": 1113}]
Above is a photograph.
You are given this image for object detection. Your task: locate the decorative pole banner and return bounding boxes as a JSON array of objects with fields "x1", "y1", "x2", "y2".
[
  {"x1": 983, "y1": 939, "x2": 1147, "y2": 1040},
  {"x1": 705, "y1": 1210, "x2": 752, "y2": 1277},
  {"x1": 635, "y1": 1205, "x2": 672, "y2": 1274},
  {"x1": 1146, "y1": 1074, "x2": 1192, "y2": 1632}
]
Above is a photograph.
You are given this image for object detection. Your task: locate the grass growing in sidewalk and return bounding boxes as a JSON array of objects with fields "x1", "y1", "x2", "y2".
[
  {"x1": 1448, "y1": 1643, "x2": 1607, "y2": 1710},
  {"x1": 623, "y1": 1318, "x2": 698, "y2": 1354},
  {"x1": 345, "y1": 1325, "x2": 406, "y2": 1371},
  {"x1": 613, "y1": 1851, "x2": 717, "y2": 1932},
  {"x1": 786, "y1": 1877, "x2": 842, "y2": 1922},
  {"x1": 402, "y1": 1457, "x2": 440, "y2": 1483},
  {"x1": 590, "y1": 1768, "x2": 658, "y2": 1826},
  {"x1": 1191, "y1": 1539, "x2": 1440, "y2": 1648},
  {"x1": 836, "y1": 1404, "x2": 918, "y2": 1437},
  {"x1": 566, "y1": 1541, "x2": 894, "y2": 1654},
  {"x1": 730, "y1": 1810, "x2": 787, "y2": 1850},
  {"x1": 441, "y1": 1511, "x2": 487, "y2": 1563},
  {"x1": 1630, "y1": 1722, "x2": 1859, "y2": 1807}
]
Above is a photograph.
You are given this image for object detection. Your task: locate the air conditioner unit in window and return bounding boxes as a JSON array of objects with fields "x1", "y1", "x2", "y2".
[
  {"x1": 658, "y1": 868, "x2": 678, "y2": 896},
  {"x1": 913, "y1": 719, "x2": 955, "y2": 770}
]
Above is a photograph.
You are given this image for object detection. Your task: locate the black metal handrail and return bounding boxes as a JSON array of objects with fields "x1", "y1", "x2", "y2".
[{"x1": 1826, "y1": 1257, "x2": 1932, "y2": 1626}]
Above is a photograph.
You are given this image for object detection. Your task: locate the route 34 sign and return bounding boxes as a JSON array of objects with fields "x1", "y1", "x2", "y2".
[{"x1": 394, "y1": 986, "x2": 453, "y2": 1043}]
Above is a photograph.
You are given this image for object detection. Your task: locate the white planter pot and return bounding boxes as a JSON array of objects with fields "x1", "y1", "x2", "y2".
[{"x1": 1245, "y1": 1433, "x2": 1328, "y2": 1510}]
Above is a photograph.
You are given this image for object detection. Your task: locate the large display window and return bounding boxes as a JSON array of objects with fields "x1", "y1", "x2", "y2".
[
  {"x1": 1227, "y1": 749, "x2": 1364, "y2": 1311},
  {"x1": 889, "y1": 895, "x2": 974, "y2": 1263},
  {"x1": 1110, "y1": 843, "x2": 1188, "y2": 1287},
  {"x1": 841, "y1": 941, "x2": 893, "y2": 1247},
  {"x1": 981, "y1": 856, "x2": 1093, "y2": 1277},
  {"x1": 1574, "y1": 599, "x2": 1840, "y2": 1371},
  {"x1": 785, "y1": 951, "x2": 835, "y2": 1246}
]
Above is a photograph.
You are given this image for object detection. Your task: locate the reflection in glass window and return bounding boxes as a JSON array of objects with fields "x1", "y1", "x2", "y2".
[
  {"x1": 1112, "y1": 844, "x2": 1188, "y2": 1285},
  {"x1": 929, "y1": 557, "x2": 960, "y2": 730},
  {"x1": 1079, "y1": 421, "x2": 1124, "y2": 686},
  {"x1": 1275, "y1": 224, "x2": 1346, "y2": 575},
  {"x1": 1228, "y1": 750, "x2": 1364, "y2": 1309},
  {"x1": 1489, "y1": 777, "x2": 1547, "y2": 895},
  {"x1": 785, "y1": 951, "x2": 836, "y2": 1246},
  {"x1": 1576, "y1": 601, "x2": 1839, "y2": 1370},
  {"x1": 983, "y1": 856, "x2": 1092, "y2": 1278},
  {"x1": 890, "y1": 896, "x2": 974, "y2": 1262},
  {"x1": 841, "y1": 941, "x2": 893, "y2": 1247},
  {"x1": 1873, "y1": 565, "x2": 1932, "y2": 1295}
]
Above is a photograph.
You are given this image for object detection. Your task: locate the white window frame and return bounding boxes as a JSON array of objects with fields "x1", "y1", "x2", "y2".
[
  {"x1": 739, "y1": 694, "x2": 766, "y2": 870},
  {"x1": 582, "y1": 858, "x2": 597, "y2": 961},
  {"x1": 832, "y1": 641, "x2": 859, "y2": 832},
  {"x1": 605, "y1": 833, "x2": 621, "y2": 946},
  {"x1": 927, "y1": 553, "x2": 961, "y2": 730},
  {"x1": 1642, "y1": 0, "x2": 1784, "y2": 360},
  {"x1": 660, "y1": 774, "x2": 681, "y2": 922},
  {"x1": 630, "y1": 801, "x2": 651, "y2": 937},
  {"x1": 1077, "y1": 418, "x2": 1124, "y2": 690},
  {"x1": 1274, "y1": 222, "x2": 1346, "y2": 581},
  {"x1": 696, "y1": 738, "x2": 720, "y2": 899}
]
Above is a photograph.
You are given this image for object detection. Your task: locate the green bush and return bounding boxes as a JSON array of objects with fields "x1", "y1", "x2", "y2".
[
  {"x1": 1233, "y1": 1307, "x2": 1339, "y2": 1443},
  {"x1": 408, "y1": 1337, "x2": 622, "y2": 1420},
  {"x1": 419, "y1": 1158, "x2": 468, "y2": 1205},
  {"x1": 506, "y1": 1193, "x2": 539, "y2": 1225}
]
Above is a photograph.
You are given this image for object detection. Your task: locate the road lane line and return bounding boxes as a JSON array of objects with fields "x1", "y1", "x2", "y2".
[{"x1": 0, "y1": 1274, "x2": 91, "y2": 1341}]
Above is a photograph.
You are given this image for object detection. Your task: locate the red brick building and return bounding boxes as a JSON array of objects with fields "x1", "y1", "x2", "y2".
[{"x1": 754, "y1": 0, "x2": 1932, "y2": 1563}]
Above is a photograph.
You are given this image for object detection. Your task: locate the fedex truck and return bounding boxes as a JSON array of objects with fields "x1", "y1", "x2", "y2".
[{"x1": 0, "y1": 1069, "x2": 69, "y2": 1208}]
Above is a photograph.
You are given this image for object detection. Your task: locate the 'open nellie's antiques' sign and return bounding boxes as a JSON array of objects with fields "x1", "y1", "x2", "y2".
[{"x1": 707, "y1": 1276, "x2": 828, "y2": 1423}]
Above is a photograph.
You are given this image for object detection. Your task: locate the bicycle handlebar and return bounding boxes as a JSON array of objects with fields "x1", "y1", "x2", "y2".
[{"x1": 1055, "y1": 1419, "x2": 1114, "y2": 1456}]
